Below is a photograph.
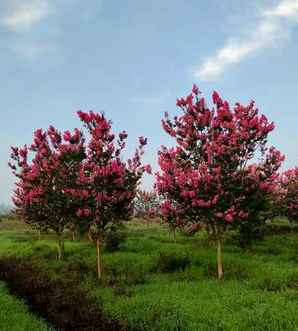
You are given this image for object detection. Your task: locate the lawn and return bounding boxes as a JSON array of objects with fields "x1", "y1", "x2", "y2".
[{"x1": 1, "y1": 218, "x2": 298, "y2": 330}]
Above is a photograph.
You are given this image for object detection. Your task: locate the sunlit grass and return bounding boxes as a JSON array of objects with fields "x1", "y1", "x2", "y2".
[
  {"x1": 0, "y1": 281, "x2": 51, "y2": 331},
  {"x1": 1, "y1": 217, "x2": 298, "y2": 330}
]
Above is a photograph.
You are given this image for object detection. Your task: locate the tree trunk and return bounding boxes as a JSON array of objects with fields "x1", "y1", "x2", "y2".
[
  {"x1": 206, "y1": 223, "x2": 211, "y2": 236},
  {"x1": 88, "y1": 230, "x2": 94, "y2": 243},
  {"x1": 217, "y1": 237, "x2": 223, "y2": 279},
  {"x1": 96, "y1": 238, "x2": 102, "y2": 281},
  {"x1": 71, "y1": 229, "x2": 76, "y2": 241},
  {"x1": 57, "y1": 233, "x2": 64, "y2": 260},
  {"x1": 169, "y1": 227, "x2": 176, "y2": 243},
  {"x1": 172, "y1": 228, "x2": 176, "y2": 243}
]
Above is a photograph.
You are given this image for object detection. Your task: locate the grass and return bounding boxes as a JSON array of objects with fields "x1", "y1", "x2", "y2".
[
  {"x1": 1, "y1": 217, "x2": 298, "y2": 330},
  {"x1": 0, "y1": 281, "x2": 51, "y2": 331}
]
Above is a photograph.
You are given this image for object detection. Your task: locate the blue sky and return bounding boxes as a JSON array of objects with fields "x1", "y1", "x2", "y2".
[{"x1": 0, "y1": 0, "x2": 298, "y2": 205}]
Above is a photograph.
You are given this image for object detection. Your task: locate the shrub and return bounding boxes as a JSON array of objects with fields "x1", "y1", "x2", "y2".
[
  {"x1": 154, "y1": 252, "x2": 190, "y2": 273},
  {"x1": 104, "y1": 227, "x2": 127, "y2": 253},
  {"x1": 105, "y1": 263, "x2": 147, "y2": 287}
]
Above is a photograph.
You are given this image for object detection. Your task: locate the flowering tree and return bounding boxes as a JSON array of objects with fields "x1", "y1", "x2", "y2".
[
  {"x1": 67, "y1": 111, "x2": 151, "y2": 280},
  {"x1": 235, "y1": 162, "x2": 283, "y2": 247},
  {"x1": 9, "y1": 126, "x2": 85, "y2": 259},
  {"x1": 156, "y1": 85, "x2": 284, "y2": 278},
  {"x1": 134, "y1": 190, "x2": 159, "y2": 222},
  {"x1": 281, "y1": 168, "x2": 298, "y2": 223}
]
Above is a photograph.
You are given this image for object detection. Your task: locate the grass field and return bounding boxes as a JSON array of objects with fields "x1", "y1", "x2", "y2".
[
  {"x1": 1, "y1": 218, "x2": 298, "y2": 330},
  {"x1": 0, "y1": 281, "x2": 51, "y2": 331}
]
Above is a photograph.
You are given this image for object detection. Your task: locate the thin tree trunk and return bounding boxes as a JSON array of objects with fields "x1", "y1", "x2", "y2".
[
  {"x1": 88, "y1": 230, "x2": 94, "y2": 243},
  {"x1": 172, "y1": 227, "x2": 176, "y2": 243},
  {"x1": 206, "y1": 224, "x2": 211, "y2": 236},
  {"x1": 217, "y1": 237, "x2": 223, "y2": 279},
  {"x1": 71, "y1": 229, "x2": 76, "y2": 241},
  {"x1": 96, "y1": 238, "x2": 102, "y2": 281},
  {"x1": 57, "y1": 233, "x2": 64, "y2": 260}
]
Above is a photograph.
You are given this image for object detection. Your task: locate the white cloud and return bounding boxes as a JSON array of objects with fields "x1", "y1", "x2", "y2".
[
  {"x1": 1, "y1": 0, "x2": 51, "y2": 32},
  {"x1": 264, "y1": 0, "x2": 298, "y2": 17},
  {"x1": 193, "y1": 0, "x2": 298, "y2": 81}
]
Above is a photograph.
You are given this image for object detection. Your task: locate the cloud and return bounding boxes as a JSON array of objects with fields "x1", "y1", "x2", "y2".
[
  {"x1": 193, "y1": 0, "x2": 298, "y2": 81},
  {"x1": 1, "y1": 0, "x2": 51, "y2": 32},
  {"x1": 0, "y1": 0, "x2": 55, "y2": 59}
]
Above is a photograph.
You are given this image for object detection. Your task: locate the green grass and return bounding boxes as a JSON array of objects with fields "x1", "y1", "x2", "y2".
[
  {"x1": 1, "y1": 218, "x2": 298, "y2": 330},
  {"x1": 0, "y1": 281, "x2": 51, "y2": 331}
]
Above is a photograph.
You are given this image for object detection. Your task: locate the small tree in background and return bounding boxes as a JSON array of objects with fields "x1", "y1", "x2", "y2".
[
  {"x1": 9, "y1": 126, "x2": 85, "y2": 259},
  {"x1": 67, "y1": 111, "x2": 151, "y2": 280},
  {"x1": 234, "y1": 162, "x2": 283, "y2": 247},
  {"x1": 134, "y1": 190, "x2": 160, "y2": 224},
  {"x1": 156, "y1": 85, "x2": 284, "y2": 278},
  {"x1": 281, "y1": 167, "x2": 298, "y2": 223}
]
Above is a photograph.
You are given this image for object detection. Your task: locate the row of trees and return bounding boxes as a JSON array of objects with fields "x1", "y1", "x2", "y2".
[
  {"x1": 9, "y1": 111, "x2": 151, "y2": 279},
  {"x1": 9, "y1": 86, "x2": 298, "y2": 280}
]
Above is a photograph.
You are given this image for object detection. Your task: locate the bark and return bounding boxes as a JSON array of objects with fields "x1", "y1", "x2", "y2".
[
  {"x1": 96, "y1": 238, "x2": 102, "y2": 281},
  {"x1": 217, "y1": 237, "x2": 223, "y2": 279},
  {"x1": 170, "y1": 227, "x2": 176, "y2": 243},
  {"x1": 71, "y1": 229, "x2": 76, "y2": 242},
  {"x1": 206, "y1": 223, "x2": 211, "y2": 236},
  {"x1": 88, "y1": 230, "x2": 94, "y2": 243},
  {"x1": 57, "y1": 233, "x2": 64, "y2": 260}
]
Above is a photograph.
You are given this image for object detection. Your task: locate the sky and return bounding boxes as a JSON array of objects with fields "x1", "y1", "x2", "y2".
[{"x1": 0, "y1": 0, "x2": 298, "y2": 205}]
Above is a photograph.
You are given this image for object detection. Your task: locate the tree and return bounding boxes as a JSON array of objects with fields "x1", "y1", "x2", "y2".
[
  {"x1": 281, "y1": 168, "x2": 298, "y2": 223},
  {"x1": 134, "y1": 190, "x2": 160, "y2": 222},
  {"x1": 156, "y1": 85, "x2": 284, "y2": 278},
  {"x1": 234, "y1": 162, "x2": 283, "y2": 247},
  {"x1": 9, "y1": 126, "x2": 85, "y2": 259},
  {"x1": 67, "y1": 111, "x2": 151, "y2": 280}
]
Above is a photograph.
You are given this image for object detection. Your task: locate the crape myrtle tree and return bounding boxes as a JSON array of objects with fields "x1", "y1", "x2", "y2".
[
  {"x1": 67, "y1": 111, "x2": 151, "y2": 280},
  {"x1": 9, "y1": 126, "x2": 85, "y2": 259},
  {"x1": 281, "y1": 167, "x2": 298, "y2": 223},
  {"x1": 134, "y1": 190, "x2": 159, "y2": 222},
  {"x1": 156, "y1": 85, "x2": 284, "y2": 279},
  {"x1": 235, "y1": 162, "x2": 283, "y2": 247}
]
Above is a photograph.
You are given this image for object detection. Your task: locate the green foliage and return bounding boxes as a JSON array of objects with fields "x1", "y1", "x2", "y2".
[
  {"x1": 0, "y1": 282, "x2": 51, "y2": 331},
  {"x1": 104, "y1": 226, "x2": 127, "y2": 253},
  {"x1": 234, "y1": 218, "x2": 267, "y2": 248},
  {"x1": 153, "y1": 251, "x2": 191, "y2": 273},
  {"x1": 2, "y1": 218, "x2": 298, "y2": 330}
]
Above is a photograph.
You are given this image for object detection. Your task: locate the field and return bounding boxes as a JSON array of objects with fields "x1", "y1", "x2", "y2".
[
  {"x1": 1, "y1": 217, "x2": 298, "y2": 330},
  {"x1": 0, "y1": 281, "x2": 50, "y2": 331}
]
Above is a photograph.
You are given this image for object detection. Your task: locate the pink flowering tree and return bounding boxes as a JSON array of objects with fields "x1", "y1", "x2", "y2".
[
  {"x1": 68, "y1": 111, "x2": 151, "y2": 280},
  {"x1": 234, "y1": 160, "x2": 284, "y2": 247},
  {"x1": 9, "y1": 126, "x2": 85, "y2": 259},
  {"x1": 156, "y1": 85, "x2": 284, "y2": 278},
  {"x1": 281, "y1": 168, "x2": 298, "y2": 223},
  {"x1": 134, "y1": 190, "x2": 160, "y2": 223}
]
